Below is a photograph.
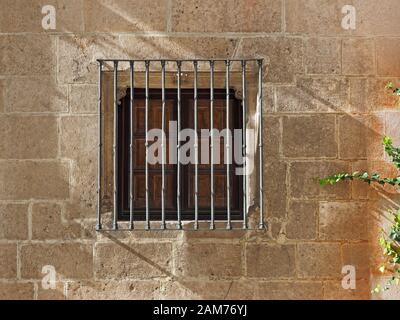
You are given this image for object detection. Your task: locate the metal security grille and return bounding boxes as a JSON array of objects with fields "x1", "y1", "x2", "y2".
[{"x1": 96, "y1": 59, "x2": 264, "y2": 231}]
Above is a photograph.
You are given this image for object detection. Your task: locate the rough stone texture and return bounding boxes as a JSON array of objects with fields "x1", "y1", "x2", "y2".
[
  {"x1": 298, "y1": 243, "x2": 342, "y2": 278},
  {"x1": 338, "y1": 115, "x2": 368, "y2": 159},
  {"x1": 0, "y1": 282, "x2": 34, "y2": 300},
  {"x1": 377, "y1": 38, "x2": 400, "y2": 76},
  {"x1": 286, "y1": 201, "x2": 317, "y2": 240},
  {"x1": 171, "y1": 0, "x2": 282, "y2": 33},
  {"x1": 305, "y1": 38, "x2": 341, "y2": 74},
  {"x1": 257, "y1": 281, "x2": 324, "y2": 300},
  {"x1": 0, "y1": 116, "x2": 58, "y2": 159},
  {"x1": 32, "y1": 203, "x2": 82, "y2": 240},
  {"x1": 21, "y1": 244, "x2": 93, "y2": 279},
  {"x1": 342, "y1": 243, "x2": 371, "y2": 279},
  {"x1": 264, "y1": 160, "x2": 287, "y2": 218},
  {"x1": 37, "y1": 282, "x2": 66, "y2": 300},
  {"x1": 319, "y1": 202, "x2": 368, "y2": 241},
  {"x1": 246, "y1": 244, "x2": 295, "y2": 278},
  {"x1": 175, "y1": 243, "x2": 242, "y2": 277},
  {"x1": 6, "y1": 77, "x2": 68, "y2": 113},
  {"x1": 0, "y1": 204, "x2": 28, "y2": 240},
  {"x1": 282, "y1": 115, "x2": 337, "y2": 158},
  {"x1": 342, "y1": 39, "x2": 375, "y2": 75},
  {"x1": 70, "y1": 85, "x2": 98, "y2": 113},
  {"x1": 0, "y1": 244, "x2": 17, "y2": 278},
  {"x1": 324, "y1": 280, "x2": 370, "y2": 300},
  {"x1": 0, "y1": 161, "x2": 69, "y2": 200},
  {"x1": 95, "y1": 242, "x2": 172, "y2": 279},
  {"x1": 83, "y1": 0, "x2": 167, "y2": 32}
]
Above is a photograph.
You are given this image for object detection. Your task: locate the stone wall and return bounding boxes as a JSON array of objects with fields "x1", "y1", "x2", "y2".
[{"x1": 0, "y1": 0, "x2": 399, "y2": 300}]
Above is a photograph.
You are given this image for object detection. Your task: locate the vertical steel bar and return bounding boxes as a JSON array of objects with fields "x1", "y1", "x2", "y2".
[
  {"x1": 209, "y1": 60, "x2": 215, "y2": 230},
  {"x1": 96, "y1": 61, "x2": 103, "y2": 231},
  {"x1": 112, "y1": 61, "x2": 119, "y2": 230},
  {"x1": 258, "y1": 59, "x2": 265, "y2": 229},
  {"x1": 129, "y1": 61, "x2": 134, "y2": 230},
  {"x1": 161, "y1": 60, "x2": 166, "y2": 229},
  {"x1": 193, "y1": 61, "x2": 199, "y2": 230},
  {"x1": 241, "y1": 60, "x2": 248, "y2": 229},
  {"x1": 176, "y1": 61, "x2": 182, "y2": 229},
  {"x1": 225, "y1": 60, "x2": 231, "y2": 230},
  {"x1": 145, "y1": 61, "x2": 150, "y2": 230}
]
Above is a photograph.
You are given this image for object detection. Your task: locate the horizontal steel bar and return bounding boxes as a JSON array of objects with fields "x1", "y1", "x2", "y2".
[{"x1": 97, "y1": 58, "x2": 264, "y2": 63}]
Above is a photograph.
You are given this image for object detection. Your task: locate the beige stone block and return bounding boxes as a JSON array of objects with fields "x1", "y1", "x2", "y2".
[
  {"x1": 0, "y1": 35, "x2": 55, "y2": 76},
  {"x1": 0, "y1": 204, "x2": 28, "y2": 240},
  {"x1": 319, "y1": 202, "x2": 368, "y2": 241},
  {"x1": 286, "y1": 201, "x2": 317, "y2": 240},
  {"x1": 171, "y1": 0, "x2": 281, "y2": 32},
  {"x1": 84, "y1": 0, "x2": 167, "y2": 32},
  {"x1": 0, "y1": 0, "x2": 84, "y2": 32},
  {"x1": 246, "y1": 244, "x2": 295, "y2": 278},
  {"x1": 324, "y1": 279, "x2": 370, "y2": 300},
  {"x1": 21, "y1": 244, "x2": 93, "y2": 279},
  {"x1": 37, "y1": 281, "x2": 66, "y2": 300},
  {"x1": 0, "y1": 80, "x2": 4, "y2": 113},
  {"x1": 234, "y1": 37, "x2": 304, "y2": 83},
  {"x1": 0, "y1": 282, "x2": 33, "y2": 300},
  {"x1": 385, "y1": 111, "x2": 400, "y2": 147},
  {"x1": 0, "y1": 161, "x2": 69, "y2": 200},
  {"x1": 276, "y1": 76, "x2": 349, "y2": 113},
  {"x1": 175, "y1": 243, "x2": 242, "y2": 277},
  {"x1": 305, "y1": 38, "x2": 341, "y2": 74},
  {"x1": 60, "y1": 115, "x2": 97, "y2": 160},
  {"x1": 282, "y1": 115, "x2": 337, "y2": 158},
  {"x1": 6, "y1": 78, "x2": 67, "y2": 113},
  {"x1": 297, "y1": 243, "x2": 342, "y2": 278},
  {"x1": 32, "y1": 203, "x2": 81, "y2": 240},
  {"x1": 290, "y1": 161, "x2": 351, "y2": 200},
  {"x1": 95, "y1": 242, "x2": 172, "y2": 279},
  {"x1": 70, "y1": 85, "x2": 97, "y2": 113},
  {"x1": 338, "y1": 115, "x2": 368, "y2": 159},
  {"x1": 264, "y1": 160, "x2": 287, "y2": 218},
  {"x1": 0, "y1": 244, "x2": 17, "y2": 278},
  {"x1": 342, "y1": 243, "x2": 371, "y2": 279},
  {"x1": 351, "y1": 160, "x2": 369, "y2": 200},
  {"x1": 67, "y1": 280, "x2": 160, "y2": 300},
  {"x1": 342, "y1": 39, "x2": 375, "y2": 75},
  {"x1": 263, "y1": 116, "x2": 280, "y2": 158},
  {"x1": 0, "y1": 116, "x2": 58, "y2": 159},
  {"x1": 257, "y1": 281, "x2": 323, "y2": 300},
  {"x1": 377, "y1": 38, "x2": 400, "y2": 76}
]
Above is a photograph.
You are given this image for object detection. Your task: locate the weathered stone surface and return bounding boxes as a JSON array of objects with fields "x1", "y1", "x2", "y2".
[
  {"x1": 175, "y1": 243, "x2": 242, "y2": 277},
  {"x1": 286, "y1": 201, "x2": 317, "y2": 240},
  {"x1": 385, "y1": 111, "x2": 400, "y2": 147},
  {"x1": 171, "y1": 0, "x2": 281, "y2": 32},
  {"x1": 0, "y1": 244, "x2": 17, "y2": 278},
  {"x1": 282, "y1": 115, "x2": 336, "y2": 158},
  {"x1": 342, "y1": 39, "x2": 375, "y2": 75},
  {"x1": 351, "y1": 161, "x2": 369, "y2": 199},
  {"x1": 0, "y1": 0, "x2": 84, "y2": 32},
  {"x1": 67, "y1": 280, "x2": 160, "y2": 299},
  {"x1": 377, "y1": 38, "x2": 400, "y2": 76},
  {"x1": 235, "y1": 37, "x2": 304, "y2": 83},
  {"x1": 286, "y1": 0, "x2": 400, "y2": 36},
  {"x1": 263, "y1": 116, "x2": 280, "y2": 158},
  {"x1": 257, "y1": 281, "x2": 324, "y2": 299},
  {"x1": 37, "y1": 282, "x2": 66, "y2": 300},
  {"x1": 246, "y1": 244, "x2": 295, "y2": 278},
  {"x1": 305, "y1": 38, "x2": 341, "y2": 74},
  {"x1": 0, "y1": 204, "x2": 28, "y2": 240},
  {"x1": 70, "y1": 85, "x2": 97, "y2": 113},
  {"x1": 324, "y1": 279, "x2": 370, "y2": 300},
  {"x1": 84, "y1": 0, "x2": 167, "y2": 32},
  {"x1": 0, "y1": 282, "x2": 33, "y2": 300},
  {"x1": 297, "y1": 243, "x2": 342, "y2": 278},
  {"x1": 32, "y1": 203, "x2": 81, "y2": 240},
  {"x1": 342, "y1": 243, "x2": 370, "y2": 279},
  {"x1": 95, "y1": 242, "x2": 172, "y2": 279},
  {"x1": 338, "y1": 115, "x2": 368, "y2": 159},
  {"x1": 21, "y1": 244, "x2": 93, "y2": 279},
  {"x1": 0, "y1": 80, "x2": 5, "y2": 113},
  {"x1": 0, "y1": 35, "x2": 55, "y2": 76},
  {"x1": 0, "y1": 161, "x2": 69, "y2": 200},
  {"x1": 319, "y1": 202, "x2": 368, "y2": 241},
  {"x1": 6, "y1": 78, "x2": 67, "y2": 112},
  {"x1": 276, "y1": 76, "x2": 349, "y2": 113},
  {"x1": 0, "y1": 116, "x2": 58, "y2": 159},
  {"x1": 264, "y1": 160, "x2": 287, "y2": 218},
  {"x1": 290, "y1": 161, "x2": 351, "y2": 200}
]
